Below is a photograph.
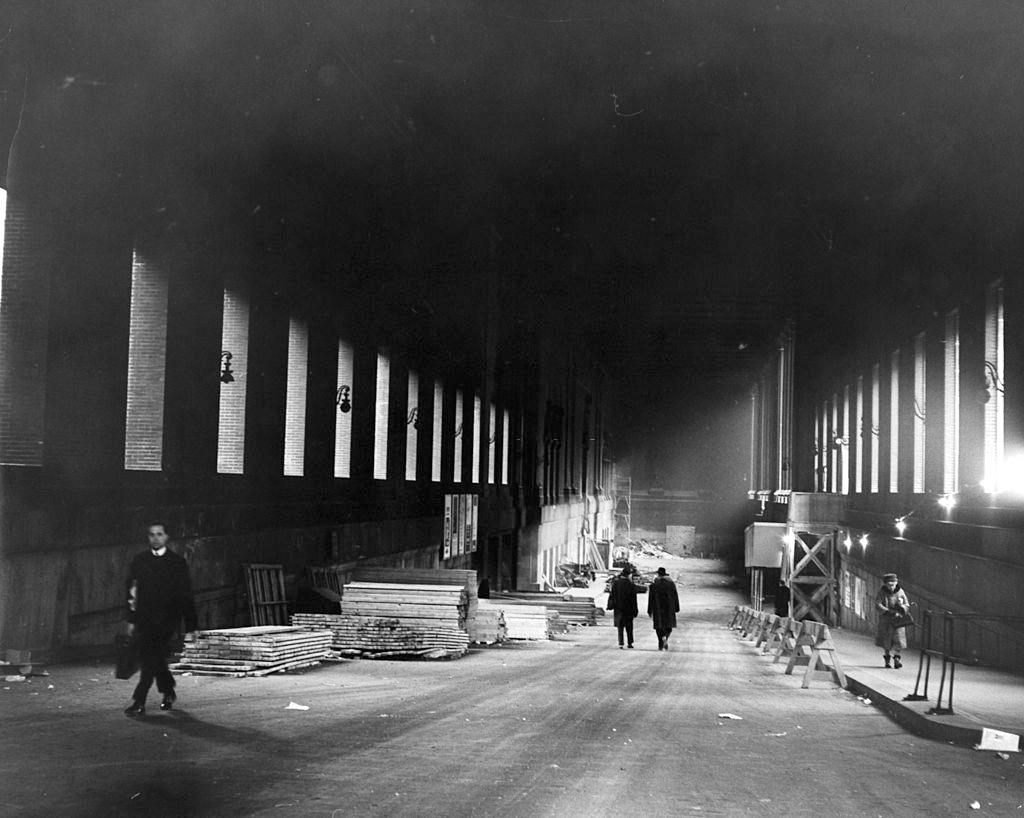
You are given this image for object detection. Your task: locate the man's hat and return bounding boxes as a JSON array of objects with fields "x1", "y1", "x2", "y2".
[
  {"x1": 882, "y1": 572, "x2": 898, "y2": 581},
  {"x1": 656, "y1": 566, "x2": 667, "y2": 576}
]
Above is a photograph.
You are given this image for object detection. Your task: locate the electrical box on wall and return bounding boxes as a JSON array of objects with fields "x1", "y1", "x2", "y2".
[{"x1": 744, "y1": 522, "x2": 787, "y2": 568}]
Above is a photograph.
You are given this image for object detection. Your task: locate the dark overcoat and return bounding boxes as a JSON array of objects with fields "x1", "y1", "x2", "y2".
[
  {"x1": 606, "y1": 575, "x2": 639, "y2": 627},
  {"x1": 647, "y1": 576, "x2": 679, "y2": 630}
]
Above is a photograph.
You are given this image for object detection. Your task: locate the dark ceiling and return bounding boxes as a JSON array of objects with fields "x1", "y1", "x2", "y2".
[{"x1": 7, "y1": 1, "x2": 1024, "y2": 485}]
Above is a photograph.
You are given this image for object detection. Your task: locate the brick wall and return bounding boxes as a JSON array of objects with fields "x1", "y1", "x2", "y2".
[{"x1": 123, "y1": 251, "x2": 168, "y2": 470}]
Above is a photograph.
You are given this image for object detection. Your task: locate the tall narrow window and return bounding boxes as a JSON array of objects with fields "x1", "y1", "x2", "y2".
[
  {"x1": 334, "y1": 339, "x2": 354, "y2": 478},
  {"x1": 283, "y1": 317, "x2": 308, "y2": 476},
  {"x1": 124, "y1": 250, "x2": 168, "y2": 470},
  {"x1": 502, "y1": 408, "x2": 510, "y2": 485},
  {"x1": 488, "y1": 403, "x2": 497, "y2": 484},
  {"x1": 0, "y1": 187, "x2": 48, "y2": 466},
  {"x1": 452, "y1": 389, "x2": 463, "y2": 482},
  {"x1": 373, "y1": 351, "x2": 390, "y2": 480},
  {"x1": 216, "y1": 289, "x2": 248, "y2": 474},
  {"x1": 890, "y1": 350, "x2": 900, "y2": 493},
  {"x1": 944, "y1": 310, "x2": 960, "y2": 494},
  {"x1": 405, "y1": 370, "x2": 419, "y2": 481},
  {"x1": 842, "y1": 385, "x2": 851, "y2": 495},
  {"x1": 0, "y1": 186, "x2": 6, "y2": 296},
  {"x1": 854, "y1": 376, "x2": 864, "y2": 494},
  {"x1": 870, "y1": 364, "x2": 880, "y2": 493},
  {"x1": 472, "y1": 393, "x2": 482, "y2": 484},
  {"x1": 984, "y1": 280, "x2": 1005, "y2": 491},
  {"x1": 830, "y1": 396, "x2": 839, "y2": 494},
  {"x1": 819, "y1": 401, "x2": 828, "y2": 492},
  {"x1": 432, "y1": 380, "x2": 443, "y2": 482},
  {"x1": 913, "y1": 332, "x2": 927, "y2": 493}
]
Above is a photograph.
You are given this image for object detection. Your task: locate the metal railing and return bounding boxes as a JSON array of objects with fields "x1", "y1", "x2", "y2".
[{"x1": 905, "y1": 610, "x2": 1024, "y2": 715}]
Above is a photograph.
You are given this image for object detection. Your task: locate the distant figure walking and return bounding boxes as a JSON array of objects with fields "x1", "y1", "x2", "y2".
[
  {"x1": 875, "y1": 572, "x2": 910, "y2": 669},
  {"x1": 648, "y1": 566, "x2": 680, "y2": 650},
  {"x1": 606, "y1": 567, "x2": 639, "y2": 649}
]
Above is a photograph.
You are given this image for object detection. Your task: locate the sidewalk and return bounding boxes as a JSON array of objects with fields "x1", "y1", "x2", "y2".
[{"x1": 820, "y1": 624, "x2": 1024, "y2": 749}]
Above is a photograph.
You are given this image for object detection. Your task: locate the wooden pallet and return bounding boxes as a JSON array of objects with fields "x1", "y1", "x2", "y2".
[{"x1": 244, "y1": 564, "x2": 289, "y2": 626}]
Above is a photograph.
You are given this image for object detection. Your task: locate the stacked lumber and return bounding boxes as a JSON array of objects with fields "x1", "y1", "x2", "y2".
[
  {"x1": 341, "y1": 582, "x2": 468, "y2": 626},
  {"x1": 478, "y1": 599, "x2": 548, "y2": 640},
  {"x1": 352, "y1": 567, "x2": 480, "y2": 635},
  {"x1": 292, "y1": 612, "x2": 469, "y2": 659},
  {"x1": 291, "y1": 581, "x2": 470, "y2": 659},
  {"x1": 170, "y1": 626, "x2": 331, "y2": 676},
  {"x1": 465, "y1": 606, "x2": 507, "y2": 644},
  {"x1": 490, "y1": 592, "x2": 599, "y2": 626}
]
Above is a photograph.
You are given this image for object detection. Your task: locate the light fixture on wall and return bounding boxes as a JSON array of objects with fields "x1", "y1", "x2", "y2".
[
  {"x1": 220, "y1": 351, "x2": 235, "y2": 384},
  {"x1": 938, "y1": 494, "x2": 956, "y2": 513},
  {"x1": 832, "y1": 435, "x2": 849, "y2": 449},
  {"x1": 336, "y1": 385, "x2": 351, "y2": 413},
  {"x1": 894, "y1": 517, "x2": 908, "y2": 537},
  {"x1": 407, "y1": 406, "x2": 419, "y2": 429},
  {"x1": 980, "y1": 360, "x2": 1005, "y2": 404},
  {"x1": 842, "y1": 532, "x2": 853, "y2": 550},
  {"x1": 858, "y1": 533, "x2": 869, "y2": 550},
  {"x1": 454, "y1": 422, "x2": 463, "y2": 439}
]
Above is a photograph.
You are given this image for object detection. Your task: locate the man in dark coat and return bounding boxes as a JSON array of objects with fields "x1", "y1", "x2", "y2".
[
  {"x1": 123, "y1": 523, "x2": 197, "y2": 716},
  {"x1": 647, "y1": 566, "x2": 680, "y2": 650},
  {"x1": 606, "y1": 566, "x2": 639, "y2": 649}
]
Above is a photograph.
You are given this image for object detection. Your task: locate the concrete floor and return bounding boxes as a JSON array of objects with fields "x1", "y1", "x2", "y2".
[{"x1": 2, "y1": 558, "x2": 1022, "y2": 817}]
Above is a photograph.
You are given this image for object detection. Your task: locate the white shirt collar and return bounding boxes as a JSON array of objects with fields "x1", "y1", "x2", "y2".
[{"x1": 150, "y1": 546, "x2": 167, "y2": 557}]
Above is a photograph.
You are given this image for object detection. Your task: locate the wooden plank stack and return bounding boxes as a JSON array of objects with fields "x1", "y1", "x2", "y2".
[
  {"x1": 291, "y1": 612, "x2": 470, "y2": 659},
  {"x1": 490, "y1": 592, "x2": 599, "y2": 626},
  {"x1": 466, "y1": 606, "x2": 507, "y2": 644},
  {"x1": 341, "y1": 582, "x2": 468, "y2": 626},
  {"x1": 289, "y1": 579, "x2": 472, "y2": 659},
  {"x1": 170, "y1": 626, "x2": 332, "y2": 676},
  {"x1": 478, "y1": 599, "x2": 548, "y2": 640}
]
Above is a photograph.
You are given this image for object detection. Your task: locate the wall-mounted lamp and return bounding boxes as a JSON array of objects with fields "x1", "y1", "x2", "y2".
[
  {"x1": 842, "y1": 533, "x2": 853, "y2": 550},
  {"x1": 220, "y1": 351, "x2": 235, "y2": 384},
  {"x1": 979, "y1": 361, "x2": 1006, "y2": 404},
  {"x1": 858, "y1": 533, "x2": 869, "y2": 550},
  {"x1": 832, "y1": 435, "x2": 849, "y2": 449},
  {"x1": 938, "y1": 494, "x2": 956, "y2": 513},
  {"x1": 913, "y1": 399, "x2": 926, "y2": 423},
  {"x1": 894, "y1": 518, "x2": 908, "y2": 537},
  {"x1": 407, "y1": 406, "x2": 419, "y2": 429},
  {"x1": 336, "y1": 385, "x2": 351, "y2": 413},
  {"x1": 454, "y1": 422, "x2": 463, "y2": 439}
]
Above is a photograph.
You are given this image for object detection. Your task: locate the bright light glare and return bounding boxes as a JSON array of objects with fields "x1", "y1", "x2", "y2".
[
  {"x1": 938, "y1": 494, "x2": 956, "y2": 512},
  {"x1": 858, "y1": 533, "x2": 869, "y2": 549},
  {"x1": 895, "y1": 519, "x2": 907, "y2": 536},
  {"x1": 990, "y1": 453, "x2": 1024, "y2": 496}
]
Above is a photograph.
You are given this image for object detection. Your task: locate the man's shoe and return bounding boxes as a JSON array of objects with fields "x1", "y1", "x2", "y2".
[
  {"x1": 893, "y1": 657, "x2": 902, "y2": 670},
  {"x1": 160, "y1": 692, "x2": 176, "y2": 711},
  {"x1": 627, "y1": 644, "x2": 634, "y2": 649},
  {"x1": 124, "y1": 701, "x2": 146, "y2": 717}
]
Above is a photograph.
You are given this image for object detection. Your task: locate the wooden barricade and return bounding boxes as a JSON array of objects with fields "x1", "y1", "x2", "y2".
[
  {"x1": 728, "y1": 608, "x2": 846, "y2": 690},
  {"x1": 760, "y1": 615, "x2": 787, "y2": 654},
  {"x1": 244, "y1": 564, "x2": 289, "y2": 626},
  {"x1": 772, "y1": 617, "x2": 802, "y2": 664},
  {"x1": 784, "y1": 620, "x2": 846, "y2": 689},
  {"x1": 754, "y1": 613, "x2": 779, "y2": 650}
]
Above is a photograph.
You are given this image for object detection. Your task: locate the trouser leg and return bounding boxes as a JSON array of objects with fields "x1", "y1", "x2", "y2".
[
  {"x1": 133, "y1": 626, "x2": 174, "y2": 702},
  {"x1": 624, "y1": 618, "x2": 634, "y2": 646}
]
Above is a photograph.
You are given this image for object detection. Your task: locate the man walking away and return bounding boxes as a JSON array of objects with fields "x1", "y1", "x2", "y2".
[
  {"x1": 648, "y1": 566, "x2": 680, "y2": 650},
  {"x1": 123, "y1": 523, "x2": 197, "y2": 716},
  {"x1": 606, "y1": 566, "x2": 639, "y2": 649}
]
